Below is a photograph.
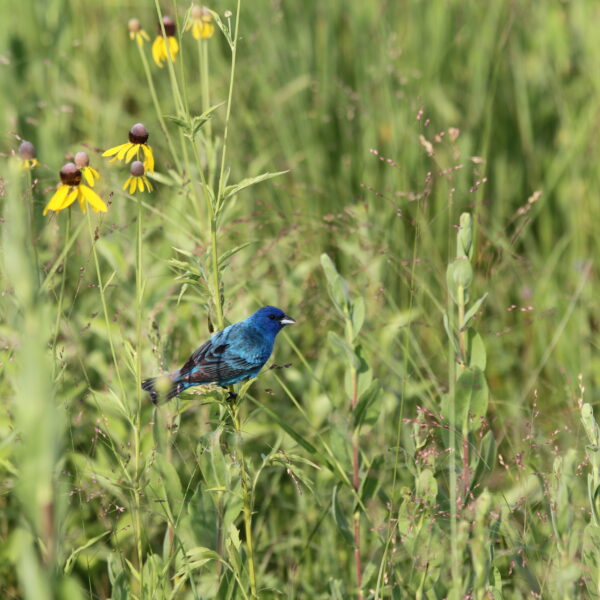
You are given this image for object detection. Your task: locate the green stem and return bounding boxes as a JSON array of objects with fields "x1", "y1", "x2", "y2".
[
  {"x1": 447, "y1": 291, "x2": 460, "y2": 597},
  {"x1": 51, "y1": 206, "x2": 71, "y2": 374},
  {"x1": 133, "y1": 196, "x2": 145, "y2": 597},
  {"x1": 210, "y1": 216, "x2": 223, "y2": 330},
  {"x1": 85, "y1": 211, "x2": 125, "y2": 398},
  {"x1": 199, "y1": 38, "x2": 212, "y2": 142},
  {"x1": 137, "y1": 41, "x2": 180, "y2": 173},
  {"x1": 231, "y1": 400, "x2": 258, "y2": 599},
  {"x1": 216, "y1": 0, "x2": 242, "y2": 215},
  {"x1": 350, "y1": 368, "x2": 363, "y2": 600},
  {"x1": 25, "y1": 169, "x2": 41, "y2": 285},
  {"x1": 457, "y1": 284, "x2": 467, "y2": 369}
]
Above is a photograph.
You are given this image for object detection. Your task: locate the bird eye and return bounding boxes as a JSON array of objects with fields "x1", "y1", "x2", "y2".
[{"x1": 269, "y1": 314, "x2": 277, "y2": 320}]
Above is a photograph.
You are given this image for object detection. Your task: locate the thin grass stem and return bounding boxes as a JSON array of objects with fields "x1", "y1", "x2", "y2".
[{"x1": 51, "y1": 206, "x2": 71, "y2": 375}]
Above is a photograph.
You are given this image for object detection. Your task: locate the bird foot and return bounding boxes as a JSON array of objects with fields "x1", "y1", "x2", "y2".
[{"x1": 226, "y1": 391, "x2": 238, "y2": 402}]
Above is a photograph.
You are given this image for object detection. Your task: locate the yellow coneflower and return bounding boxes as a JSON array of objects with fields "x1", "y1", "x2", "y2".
[
  {"x1": 152, "y1": 16, "x2": 179, "y2": 67},
  {"x1": 43, "y1": 162, "x2": 107, "y2": 215},
  {"x1": 102, "y1": 123, "x2": 155, "y2": 173},
  {"x1": 19, "y1": 141, "x2": 40, "y2": 170},
  {"x1": 186, "y1": 5, "x2": 215, "y2": 40},
  {"x1": 123, "y1": 161, "x2": 154, "y2": 194},
  {"x1": 74, "y1": 151, "x2": 100, "y2": 187},
  {"x1": 128, "y1": 18, "x2": 150, "y2": 46}
]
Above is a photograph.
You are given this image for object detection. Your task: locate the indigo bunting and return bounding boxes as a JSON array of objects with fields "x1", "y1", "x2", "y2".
[{"x1": 142, "y1": 306, "x2": 295, "y2": 404}]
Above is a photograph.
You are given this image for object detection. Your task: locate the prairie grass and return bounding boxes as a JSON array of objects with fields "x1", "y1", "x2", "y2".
[{"x1": 0, "y1": 1, "x2": 599, "y2": 599}]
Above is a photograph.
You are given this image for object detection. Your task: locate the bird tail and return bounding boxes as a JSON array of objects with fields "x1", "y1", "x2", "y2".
[{"x1": 141, "y1": 375, "x2": 182, "y2": 405}]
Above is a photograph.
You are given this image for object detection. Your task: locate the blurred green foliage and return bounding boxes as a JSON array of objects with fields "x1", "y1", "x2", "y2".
[{"x1": 0, "y1": 0, "x2": 599, "y2": 598}]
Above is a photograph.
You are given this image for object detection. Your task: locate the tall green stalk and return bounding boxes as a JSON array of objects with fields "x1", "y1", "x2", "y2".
[
  {"x1": 86, "y1": 210, "x2": 143, "y2": 593},
  {"x1": 132, "y1": 196, "x2": 145, "y2": 596},
  {"x1": 136, "y1": 41, "x2": 181, "y2": 174},
  {"x1": 51, "y1": 206, "x2": 71, "y2": 376}
]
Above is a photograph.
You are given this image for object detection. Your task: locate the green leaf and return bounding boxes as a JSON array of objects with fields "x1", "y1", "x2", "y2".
[
  {"x1": 455, "y1": 367, "x2": 488, "y2": 432},
  {"x1": 463, "y1": 293, "x2": 489, "y2": 329},
  {"x1": 351, "y1": 296, "x2": 365, "y2": 339},
  {"x1": 320, "y1": 253, "x2": 350, "y2": 312},
  {"x1": 467, "y1": 330, "x2": 487, "y2": 370},
  {"x1": 155, "y1": 454, "x2": 184, "y2": 513},
  {"x1": 442, "y1": 311, "x2": 460, "y2": 354},
  {"x1": 256, "y1": 401, "x2": 320, "y2": 457},
  {"x1": 208, "y1": 9, "x2": 234, "y2": 49},
  {"x1": 328, "y1": 331, "x2": 359, "y2": 368},
  {"x1": 359, "y1": 454, "x2": 384, "y2": 504},
  {"x1": 223, "y1": 170, "x2": 288, "y2": 200},
  {"x1": 470, "y1": 430, "x2": 496, "y2": 493},
  {"x1": 218, "y1": 241, "x2": 256, "y2": 267},
  {"x1": 353, "y1": 380, "x2": 381, "y2": 429},
  {"x1": 581, "y1": 403, "x2": 600, "y2": 446},
  {"x1": 583, "y1": 523, "x2": 600, "y2": 596},
  {"x1": 416, "y1": 469, "x2": 438, "y2": 505},
  {"x1": 331, "y1": 484, "x2": 354, "y2": 546},
  {"x1": 64, "y1": 531, "x2": 110, "y2": 574}
]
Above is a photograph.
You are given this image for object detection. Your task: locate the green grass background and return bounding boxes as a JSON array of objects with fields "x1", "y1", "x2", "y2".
[{"x1": 1, "y1": 0, "x2": 599, "y2": 598}]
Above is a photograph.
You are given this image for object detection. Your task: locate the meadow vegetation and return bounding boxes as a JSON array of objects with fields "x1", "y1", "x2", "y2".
[{"x1": 0, "y1": 1, "x2": 599, "y2": 598}]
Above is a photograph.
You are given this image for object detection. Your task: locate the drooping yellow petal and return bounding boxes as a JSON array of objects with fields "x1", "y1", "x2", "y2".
[
  {"x1": 201, "y1": 22, "x2": 214, "y2": 39},
  {"x1": 82, "y1": 166, "x2": 100, "y2": 186},
  {"x1": 142, "y1": 145, "x2": 155, "y2": 172},
  {"x1": 59, "y1": 188, "x2": 79, "y2": 211},
  {"x1": 125, "y1": 143, "x2": 139, "y2": 163},
  {"x1": 144, "y1": 177, "x2": 154, "y2": 192},
  {"x1": 116, "y1": 142, "x2": 134, "y2": 161},
  {"x1": 152, "y1": 36, "x2": 165, "y2": 67},
  {"x1": 102, "y1": 142, "x2": 129, "y2": 158},
  {"x1": 77, "y1": 190, "x2": 87, "y2": 213},
  {"x1": 129, "y1": 177, "x2": 138, "y2": 195},
  {"x1": 192, "y1": 23, "x2": 201, "y2": 40},
  {"x1": 167, "y1": 36, "x2": 179, "y2": 62},
  {"x1": 43, "y1": 185, "x2": 70, "y2": 215},
  {"x1": 123, "y1": 177, "x2": 132, "y2": 191},
  {"x1": 80, "y1": 184, "x2": 108, "y2": 212}
]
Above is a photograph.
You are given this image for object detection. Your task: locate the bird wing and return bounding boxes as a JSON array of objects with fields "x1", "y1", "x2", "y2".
[{"x1": 176, "y1": 325, "x2": 270, "y2": 385}]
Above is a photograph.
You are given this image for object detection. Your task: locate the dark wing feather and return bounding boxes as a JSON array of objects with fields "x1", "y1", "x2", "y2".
[{"x1": 176, "y1": 335, "x2": 261, "y2": 385}]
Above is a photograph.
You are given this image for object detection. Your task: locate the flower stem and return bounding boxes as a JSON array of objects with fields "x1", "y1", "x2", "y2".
[
  {"x1": 85, "y1": 211, "x2": 125, "y2": 397},
  {"x1": 216, "y1": 0, "x2": 242, "y2": 215},
  {"x1": 231, "y1": 399, "x2": 258, "y2": 599},
  {"x1": 199, "y1": 38, "x2": 212, "y2": 141},
  {"x1": 51, "y1": 206, "x2": 71, "y2": 375},
  {"x1": 132, "y1": 196, "x2": 145, "y2": 596},
  {"x1": 137, "y1": 42, "x2": 180, "y2": 173},
  {"x1": 351, "y1": 368, "x2": 363, "y2": 600},
  {"x1": 447, "y1": 290, "x2": 461, "y2": 597}
]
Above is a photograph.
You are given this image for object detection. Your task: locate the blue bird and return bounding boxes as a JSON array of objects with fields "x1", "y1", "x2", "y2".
[{"x1": 142, "y1": 306, "x2": 295, "y2": 404}]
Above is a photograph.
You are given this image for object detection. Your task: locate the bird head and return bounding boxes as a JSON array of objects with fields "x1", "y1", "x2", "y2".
[{"x1": 249, "y1": 306, "x2": 295, "y2": 335}]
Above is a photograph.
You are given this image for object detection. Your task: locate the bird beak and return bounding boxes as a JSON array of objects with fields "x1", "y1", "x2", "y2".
[{"x1": 280, "y1": 315, "x2": 296, "y2": 325}]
